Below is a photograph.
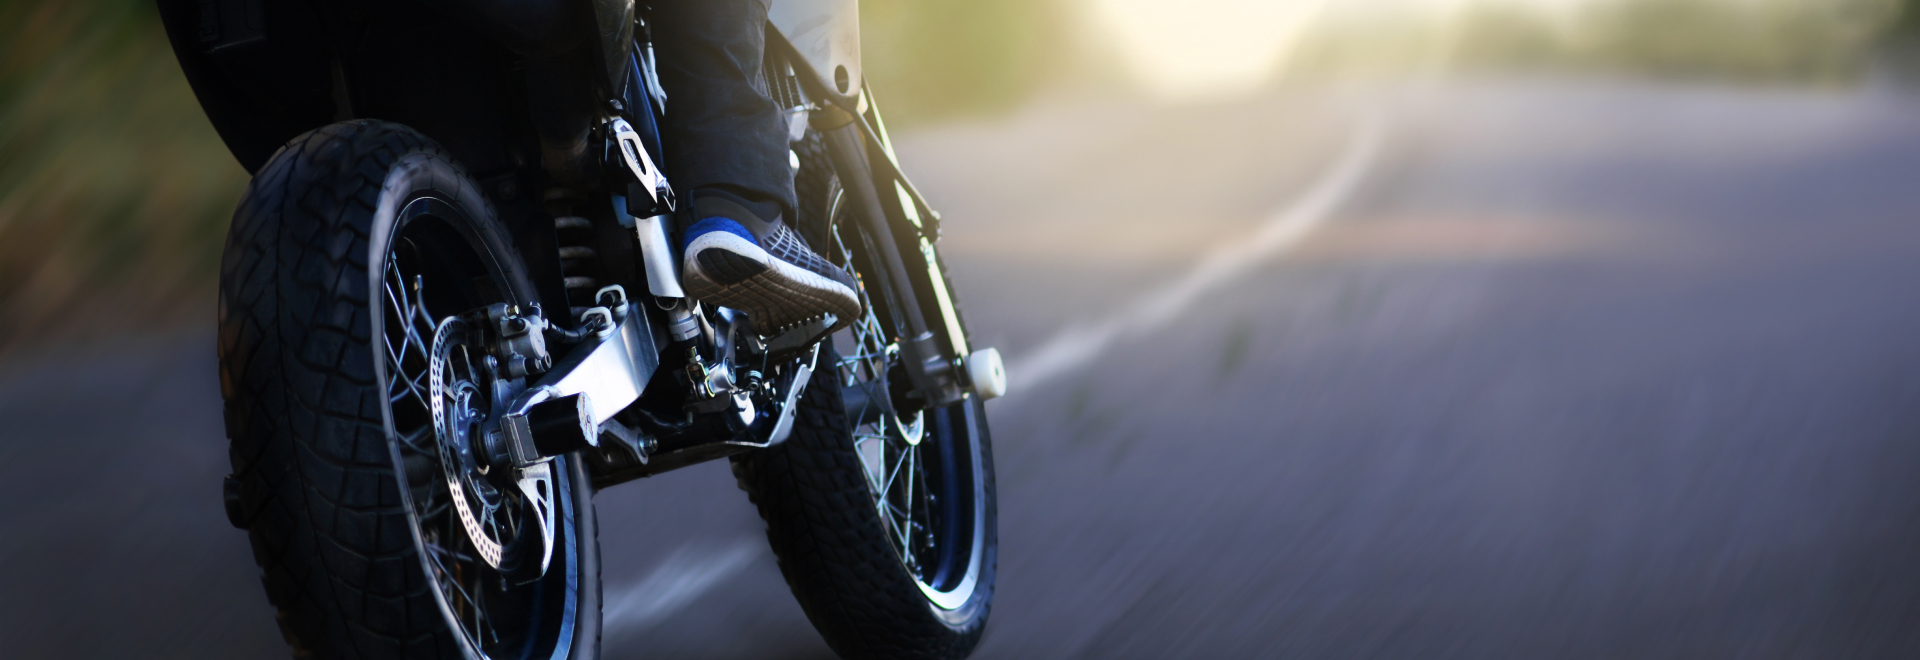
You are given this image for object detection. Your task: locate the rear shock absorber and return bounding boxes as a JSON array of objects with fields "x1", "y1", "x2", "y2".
[
  {"x1": 555, "y1": 216, "x2": 599, "y2": 317},
  {"x1": 551, "y1": 217, "x2": 599, "y2": 319},
  {"x1": 546, "y1": 189, "x2": 600, "y2": 318}
]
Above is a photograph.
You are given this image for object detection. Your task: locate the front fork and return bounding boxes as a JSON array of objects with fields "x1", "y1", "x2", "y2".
[{"x1": 813, "y1": 100, "x2": 1006, "y2": 409}]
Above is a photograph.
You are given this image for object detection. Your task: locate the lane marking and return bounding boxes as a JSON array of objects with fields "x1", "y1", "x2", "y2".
[
  {"x1": 1003, "y1": 112, "x2": 1386, "y2": 395},
  {"x1": 600, "y1": 541, "x2": 759, "y2": 637},
  {"x1": 593, "y1": 115, "x2": 1385, "y2": 634}
]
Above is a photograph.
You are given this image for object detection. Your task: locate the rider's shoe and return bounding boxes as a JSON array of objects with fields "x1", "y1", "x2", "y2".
[{"x1": 680, "y1": 195, "x2": 861, "y2": 332}]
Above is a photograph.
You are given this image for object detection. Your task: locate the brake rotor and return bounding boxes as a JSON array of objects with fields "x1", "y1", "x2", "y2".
[{"x1": 428, "y1": 316, "x2": 553, "y2": 574}]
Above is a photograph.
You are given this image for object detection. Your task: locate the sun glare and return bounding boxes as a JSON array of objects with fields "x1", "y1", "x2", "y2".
[
  {"x1": 1085, "y1": 0, "x2": 1604, "y2": 98},
  {"x1": 1086, "y1": 0, "x2": 1332, "y2": 97}
]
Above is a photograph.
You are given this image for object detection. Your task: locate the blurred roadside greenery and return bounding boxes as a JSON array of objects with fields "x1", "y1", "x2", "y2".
[
  {"x1": 0, "y1": 0, "x2": 1061, "y2": 358},
  {"x1": 0, "y1": 0, "x2": 244, "y2": 356},
  {"x1": 861, "y1": 0, "x2": 1069, "y2": 124},
  {"x1": 1289, "y1": 0, "x2": 1903, "y2": 84},
  {"x1": 1898, "y1": 0, "x2": 1920, "y2": 36},
  {"x1": 0, "y1": 0, "x2": 1911, "y2": 359}
]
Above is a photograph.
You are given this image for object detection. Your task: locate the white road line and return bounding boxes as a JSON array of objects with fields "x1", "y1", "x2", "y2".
[
  {"x1": 600, "y1": 540, "x2": 760, "y2": 637},
  {"x1": 1003, "y1": 112, "x2": 1386, "y2": 395}
]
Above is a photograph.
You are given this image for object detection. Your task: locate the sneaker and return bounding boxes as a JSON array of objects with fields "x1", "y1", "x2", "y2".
[{"x1": 680, "y1": 197, "x2": 861, "y2": 332}]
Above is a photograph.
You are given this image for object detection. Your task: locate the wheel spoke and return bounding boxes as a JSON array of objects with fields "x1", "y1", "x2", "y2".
[
  {"x1": 386, "y1": 352, "x2": 431, "y2": 405},
  {"x1": 426, "y1": 540, "x2": 481, "y2": 566},
  {"x1": 880, "y1": 429, "x2": 916, "y2": 499},
  {"x1": 394, "y1": 424, "x2": 434, "y2": 455},
  {"x1": 831, "y1": 221, "x2": 965, "y2": 584},
  {"x1": 379, "y1": 236, "x2": 568, "y2": 657},
  {"x1": 904, "y1": 445, "x2": 919, "y2": 528},
  {"x1": 884, "y1": 502, "x2": 911, "y2": 550},
  {"x1": 427, "y1": 544, "x2": 481, "y2": 614}
]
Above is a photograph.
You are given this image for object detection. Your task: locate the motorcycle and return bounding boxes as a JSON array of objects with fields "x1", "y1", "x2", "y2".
[{"x1": 156, "y1": 1, "x2": 1005, "y2": 658}]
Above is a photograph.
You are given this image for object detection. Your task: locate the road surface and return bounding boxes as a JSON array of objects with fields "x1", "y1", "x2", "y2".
[{"x1": 4, "y1": 79, "x2": 1919, "y2": 658}]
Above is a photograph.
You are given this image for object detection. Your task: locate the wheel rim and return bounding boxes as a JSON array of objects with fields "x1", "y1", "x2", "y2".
[
  {"x1": 376, "y1": 196, "x2": 578, "y2": 659},
  {"x1": 829, "y1": 217, "x2": 987, "y2": 611}
]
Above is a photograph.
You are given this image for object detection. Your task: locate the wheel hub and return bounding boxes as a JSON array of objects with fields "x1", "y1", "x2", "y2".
[{"x1": 428, "y1": 315, "x2": 555, "y2": 576}]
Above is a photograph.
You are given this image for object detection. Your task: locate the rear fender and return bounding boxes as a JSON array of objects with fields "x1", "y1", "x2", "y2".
[{"x1": 155, "y1": 0, "x2": 336, "y2": 174}]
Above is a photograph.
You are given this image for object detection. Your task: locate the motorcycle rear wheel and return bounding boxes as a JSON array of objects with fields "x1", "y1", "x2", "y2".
[{"x1": 218, "y1": 120, "x2": 600, "y2": 660}]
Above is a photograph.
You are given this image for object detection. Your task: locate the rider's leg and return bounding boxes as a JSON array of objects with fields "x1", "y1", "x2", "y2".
[
  {"x1": 652, "y1": 0, "x2": 792, "y2": 223},
  {"x1": 652, "y1": 0, "x2": 859, "y2": 331}
]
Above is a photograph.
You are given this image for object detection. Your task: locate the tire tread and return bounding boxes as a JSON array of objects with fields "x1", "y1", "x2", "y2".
[
  {"x1": 221, "y1": 121, "x2": 469, "y2": 659},
  {"x1": 733, "y1": 354, "x2": 995, "y2": 660}
]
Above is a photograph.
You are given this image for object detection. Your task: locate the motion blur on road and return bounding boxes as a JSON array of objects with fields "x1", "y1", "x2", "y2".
[{"x1": 4, "y1": 0, "x2": 1920, "y2": 658}]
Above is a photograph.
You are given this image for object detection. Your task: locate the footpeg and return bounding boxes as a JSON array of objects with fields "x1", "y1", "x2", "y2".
[
  {"x1": 609, "y1": 117, "x2": 675, "y2": 216},
  {"x1": 764, "y1": 313, "x2": 837, "y2": 356}
]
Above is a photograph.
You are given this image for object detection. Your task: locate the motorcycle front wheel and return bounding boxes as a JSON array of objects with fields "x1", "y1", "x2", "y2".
[
  {"x1": 732, "y1": 133, "x2": 998, "y2": 660},
  {"x1": 218, "y1": 120, "x2": 600, "y2": 660}
]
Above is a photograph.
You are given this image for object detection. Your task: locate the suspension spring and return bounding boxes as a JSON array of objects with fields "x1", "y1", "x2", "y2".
[{"x1": 554, "y1": 215, "x2": 598, "y2": 317}]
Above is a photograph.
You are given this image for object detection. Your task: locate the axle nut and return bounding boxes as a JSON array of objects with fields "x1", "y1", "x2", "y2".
[{"x1": 527, "y1": 393, "x2": 598, "y2": 456}]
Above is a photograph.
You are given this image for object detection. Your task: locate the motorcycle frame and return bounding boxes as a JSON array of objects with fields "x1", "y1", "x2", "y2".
[
  {"x1": 158, "y1": 0, "x2": 977, "y2": 486},
  {"x1": 546, "y1": 20, "x2": 980, "y2": 489}
]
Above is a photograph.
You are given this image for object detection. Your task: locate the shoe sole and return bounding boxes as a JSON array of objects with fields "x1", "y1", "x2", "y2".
[{"x1": 682, "y1": 231, "x2": 862, "y2": 332}]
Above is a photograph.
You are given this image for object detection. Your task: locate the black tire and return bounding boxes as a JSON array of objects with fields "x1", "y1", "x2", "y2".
[
  {"x1": 733, "y1": 136, "x2": 998, "y2": 660},
  {"x1": 219, "y1": 120, "x2": 600, "y2": 660},
  {"x1": 790, "y1": 130, "x2": 836, "y2": 251}
]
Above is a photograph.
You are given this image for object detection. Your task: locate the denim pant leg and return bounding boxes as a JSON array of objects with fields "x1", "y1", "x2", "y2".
[{"x1": 651, "y1": 0, "x2": 796, "y2": 227}]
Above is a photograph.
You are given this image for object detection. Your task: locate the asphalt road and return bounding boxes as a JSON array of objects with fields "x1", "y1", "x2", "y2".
[{"x1": 4, "y1": 79, "x2": 1920, "y2": 658}]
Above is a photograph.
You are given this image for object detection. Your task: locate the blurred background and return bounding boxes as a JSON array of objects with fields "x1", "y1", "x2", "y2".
[{"x1": 5, "y1": 0, "x2": 1920, "y2": 657}]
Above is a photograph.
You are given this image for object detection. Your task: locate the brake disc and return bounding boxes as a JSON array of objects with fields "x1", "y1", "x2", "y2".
[{"x1": 428, "y1": 316, "x2": 554, "y2": 573}]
